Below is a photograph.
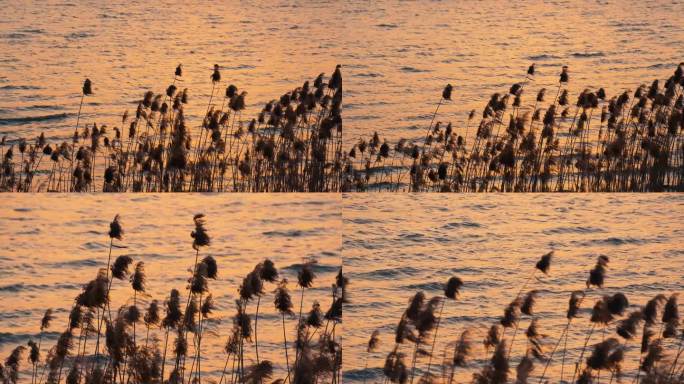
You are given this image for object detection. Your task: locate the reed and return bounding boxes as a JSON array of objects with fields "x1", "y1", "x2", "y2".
[
  {"x1": 1, "y1": 65, "x2": 343, "y2": 192},
  {"x1": 343, "y1": 63, "x2": 684, "y2": 192},
  {"x1": 369, "y1": 251, "x2": 682, "y2": 384},
  {"x1": 5, "y1": 213, "x2": 341, "y2": 384}
]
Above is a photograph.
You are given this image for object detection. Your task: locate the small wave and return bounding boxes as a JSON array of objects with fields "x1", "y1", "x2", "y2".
[
  {"x1": 443, "y1": 220, "x2": 482, "y2": 229},
  {"x1": 571, "y1": 51, "x2": 605, "y2": 58},
  {"x1": 527, "y1": 54, "x2": 561, "y2": 61},
  {"x1": 0, "y1": 331, "x2": 60, "y2": 345},
  {"x1": 578, "y1": 236, "x2": 644, "y2": 246},
  {"x1": 403, "y1": 281, "x2": 443, "y2": 290},
  {"x1": 1, "y1": 33, "x2": 28, "y2": 39},
  {"x1": 543, "y1": 226, "x2": 606, "y2": 235},
  {"x1": 65, "y1": 31, "x2": 95, "y2": 40},
  {"x1": 19, "y1": 28, "x2": 46, "y2": 34},
  {"x1": 0, "y1": 282, "x2": 79, "y2": 292},
  {"x1": 376, "y1": 23, "x2": 398, "y2": 29},
  {"x1": 225, "y1": 64, "x2": 256, "y2": 70},
  {"x1": 19, "y1": 104, "x2": 66, "y2": 111},
  {"x1": 343, "y1": 367, "x2": 380, "y2": 381},
  {"x1": 360, "y1": 266, "x2": 421, "y2": 279},
  {"x1": 347, "y1": 218, "x2": 381, "y2": 225},
  {"x1": 648, "y1": 63, "x2": 670, "y2": 70},
  {"x1": 53, "y1": 258, "x2": 101, "y2": 268},
  {"x1": 283, "y1": 262, "x2": 339, "y2": 273},
  {"x1": 0, "y1": 85, "x2": 42, "y2": 90},
  {"x1": 399, "y1": 66, "x2": 430, "y2": 73},
  {"x1": 0, "y1": 113, "x2": 70, "y2": 126},
  {"x1": 355, "y1": 72, "x2": 383, "y2": 78},
  {"x1": 262, "y1": 229, "x2": 322, "y2": 238}
]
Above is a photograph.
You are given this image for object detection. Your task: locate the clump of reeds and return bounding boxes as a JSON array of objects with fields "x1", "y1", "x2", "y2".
[
  {"x1": 1, "y1": 65, "x2": 344, "y2": 192},
  {"x1": 343, "y1": 63, "x2": 684, "y2": 192},
  {"x1": 369, "y1": 251, "x2": 683, "y2": 384},
  {"x1": 6, "y1": 212, "x2": 341, "y2": 384}
]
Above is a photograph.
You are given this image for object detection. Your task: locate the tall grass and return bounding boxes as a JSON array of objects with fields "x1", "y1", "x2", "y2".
[
  {"x1": 0, "y1": 214, "x2": 343, "y2": 384},
  {"x1": 343, "y1": 63, "x2": 684, "y2": 192},
  {"x1": 0, "y1": 65, "x2": 343, "y2": 192},
  {"x1": 367, "y1": 252, "x2": 683, "y2": 384}
]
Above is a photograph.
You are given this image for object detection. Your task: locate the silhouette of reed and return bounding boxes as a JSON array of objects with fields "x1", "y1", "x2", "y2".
[
  {"x1": 366, "y1": 251, "x2": 683, "y2": 384},
  {"x1": 0, "y1": 65, "x2": 343, "y2": 192},
  {"x1": 1, "y1": 214, "x2": 342, "y2": 384},
  {"x1": 342, "y1": 63, "x2": 684, "y2": 192}
]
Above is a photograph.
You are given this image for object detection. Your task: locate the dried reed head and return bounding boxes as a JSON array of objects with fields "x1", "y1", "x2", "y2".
[
  {"x1": 131, "y1": 261, "x2": 145, "y2": 292},
  {"x1": 41, "y1": 308, "x2": 55, "y2": 331},
  {"x1": 444, "y1": 276, "x2": 464, "y2": 300},
  {"x1": 240, "y1": 269, "x2": 263, "y2": 301},
  {"x1": 367, "y1": 330, "x2": 380, "y2": 353},
  {"x1": 298, "y1": 262, "x2": 316, "y2": 289},
  {"x1": 501, "y1": 298, "x2": 522, "y2": 328},
  {"x1": 201, "y1": 293, "x2": 216, "y2": 317},
  {"x1": 201, "y1": 255, "x2": 218, "y2": 279},
  {"x1": 274, "y1": 279, "x2": 294, "y2": 316},
  {"x1": 383, "y1": 351, "x2": 408, "y2": 384},
  {"x1": 591, "y1": 298, "x2": 613, "y2": 325},
  {"x1": 259, "y1": 259, "x2": 279, "y2": 283},
  {"x1": 68, "y1": 305, "x2": 82, "y2": 330},
  {"x1": 521, "y1": 291, "x2": 538, "y2": 316},
  {"x1": 306, "y1": 302, "x2": 324, "y2": 328},
  {"x1": 453, "y1": 329, "x2": 472, "y2": 367},
  {"x1": 535, "y1": 251, "x2": 553, "y2": 275},
  {"x1": 586, "y1": 256, "x2": 609, "y2": 288},
  {"x1": 109, "y1": 214, "x2": 123, "y2": 240},
  {"x1": 515, "y1": 354, "x2": 533, "y2": 384},
  {"x1": 212, "y1": 64, "x2": 221, "y2": 83},
  {"x1": 484, "y1": 325, "x2": 501, "y2": 350},
  {"x1": 191, "y1": 214, "x2": 210, "y2": 250},
  {"x1": 586, "y1": 338, "x2": 624, "y2": 377},
  {"x1": 4, "y1": 345, "x2": 26, "y2": 384},
  {"x1": 643, "y1": 294, "x2": 667, "y2": 326},
  {"x1": 111, "y1": 255, "x2": 133, "y2": 280},
  {"x1": 82, "y1": 79, "x2": 93, "y2": 96},
  {"x1": 662, "y1": 294, "x2": 679, "y2": 324},
  {"x1": 244, "y1": 361, "x2": 273, "y2": 384},
  {"x1": 442, "y1": 84, "x2": 453, "y2": 101},
  {"x1": 144, "y1": 300, "x2": 160, "y2": 327},
  {"x1": 27, "y1": 340, "x2": 39, "y2": 364},
  {"x1": 76, "y1": 269, "x2": 109, "y2": 308},
  {"x1": 606, "y1": 293, "x2": 629, "y2": 315},
  {"x1": 617, "y1": 310, "x2": 643, "y2": 340}
]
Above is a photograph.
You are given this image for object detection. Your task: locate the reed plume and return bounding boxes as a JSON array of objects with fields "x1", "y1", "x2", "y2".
[
  {"x1": 343, "y1": 64, "x2": 684, "y2": 192},
  {"x1": 275, "y1": 279, "x2": 295, "y2": 379}
]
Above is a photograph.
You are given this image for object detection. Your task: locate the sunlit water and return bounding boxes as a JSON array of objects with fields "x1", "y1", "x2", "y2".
[
  {"x1": 342, "y1": 1, "x2": 684, "y2": 147},
  {"x1": 0, "y1": 194, "x2": 342, "y2": 381},
  {"x1": 343, "y1": 193, "x2": 684, "y2": 383},
  {"x1": 2, "y1": 1, "x2": 683, "y2": 151},
  {"x1": 0, "y1": 1, "x2": 342, "y2": 143}
]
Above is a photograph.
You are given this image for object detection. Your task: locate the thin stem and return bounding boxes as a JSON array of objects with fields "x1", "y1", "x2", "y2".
[{"x1": 426, "y1": 300, "x2": 446, "y2": 376}]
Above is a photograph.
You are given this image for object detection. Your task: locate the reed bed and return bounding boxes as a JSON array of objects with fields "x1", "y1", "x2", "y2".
[
  {"x1": 0, "y1": 64, "x2": 343, "y2": 192},
  {"x1": 343, "y1": 63, "x2": 684, "y2": 192},
  {"x1": 362, "y1": 252, "x2": 684, "y2": 384},
  {"x1": 0, "y1": 214, "x2": 344, "y2": 384}
]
